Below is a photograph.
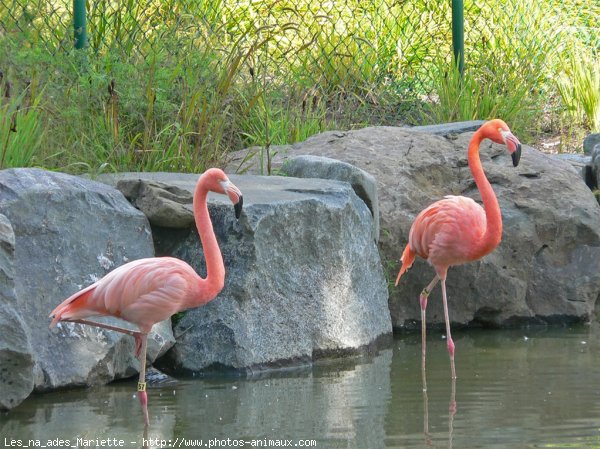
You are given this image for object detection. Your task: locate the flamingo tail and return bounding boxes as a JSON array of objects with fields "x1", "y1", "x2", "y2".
[
  {"x1": 49, "y1": 287, "x2": 96, "y2": 328},
  {"x1": 395, "y1": 244, "x2": 416, "y2": 286}
]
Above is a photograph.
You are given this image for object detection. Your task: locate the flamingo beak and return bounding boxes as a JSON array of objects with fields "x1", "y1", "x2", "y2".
[
  {"x1": 234, "y1": 196, "x2": 243, "y2": 219},
  {"x1": 512, "y1": 144, "x2": 522, "y2": 167},
  {"x1": 501, "y1": 130, "x2": 522, "y2": 167},
  {"x1": 222, "y1": 180, "x2": 243, "y2": 219}
]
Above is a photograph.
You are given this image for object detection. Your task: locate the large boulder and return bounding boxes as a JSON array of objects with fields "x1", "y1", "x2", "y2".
[
  {"x1": 227, "y1": 126, "x2": 600, "y2": 329},
  {"x1": 98, "y1": 172, "x2": 392, "y2": 373},
  {"x1": 0, "y1": 214, "x2": 34, "y2": 410},
  {"x1": 0, "y1": 168, "x2": 174, "y2": 391}
]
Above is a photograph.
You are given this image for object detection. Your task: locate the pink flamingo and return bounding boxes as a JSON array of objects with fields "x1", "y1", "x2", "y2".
[
  {"x1": 49, "y1": 168, "x2": 243, "y2": 426},
  {"x1": 395, "y1": 119, "x2": 521, "y2": 379}
]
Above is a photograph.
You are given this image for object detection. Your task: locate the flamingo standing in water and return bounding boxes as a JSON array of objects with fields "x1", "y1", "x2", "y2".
[
  {"x1": 50, "y1": 168, "x2": 243, "y2": 426},
  {"x1": 395, "y1": 119, "x2": 521, "y2": 379}
]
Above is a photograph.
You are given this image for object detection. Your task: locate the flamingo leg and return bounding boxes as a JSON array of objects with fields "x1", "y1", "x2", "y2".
[
  {"x1": 418, "y1": 276, "x2": 439, "y2": 446},
  {"x1": 422, "y1": 372, "x2": 431, "y2": 445},
  {"x1": 65, "y1": 319, "x2": 145, "y2": 357},
  {"x1": 137, "y1": 333, "x2": 150, "y2": 427},
  {"x1": 134, "y1": 334, "x2": 144, "y2": 358},
  {"x1": 449, "y1": 374, "x2": 457, "y2": 449},
  {"x1": 419, "y1": 275, "x2": 440, "y2": 392},
  {"x1": 65, "y1": 318, "x2": 143, "y2": 339},
  {"x1": 440, "y1": 277, "x2": 456, "y2": 379}
]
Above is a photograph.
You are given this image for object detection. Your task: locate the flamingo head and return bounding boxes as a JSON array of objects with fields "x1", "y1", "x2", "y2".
[
  {"x1": 482, "y1": 119, "x2": 522, "y2": 167},
  {"x1": 202, "y1": 168, "x2": 244, "y2": 219}
]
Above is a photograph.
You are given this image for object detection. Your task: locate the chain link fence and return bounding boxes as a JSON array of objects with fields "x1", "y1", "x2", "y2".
[
  {"x1": 0, "y1": 0, "x2": 598, "y2": 144},
  {"x1": 4, "y1": 1, "x2": 592, "y2": 93}
]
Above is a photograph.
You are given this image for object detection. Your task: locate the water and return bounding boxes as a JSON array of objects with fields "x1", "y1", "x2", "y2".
[{"x1": 2, "y1": 325, "x2": 600, "y2": 449}]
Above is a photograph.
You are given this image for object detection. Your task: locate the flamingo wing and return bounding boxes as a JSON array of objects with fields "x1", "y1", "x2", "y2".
[
  {"x1": 50, "y1": 257, "x2": 200, "y2": 332},
  {"x1": 409, "y1": 195, "x2": 486, "y2": 269}
]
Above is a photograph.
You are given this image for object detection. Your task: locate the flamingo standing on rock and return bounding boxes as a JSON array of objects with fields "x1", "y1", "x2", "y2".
[
  {"x1": 395, "y1": 119, "x2": 522, "y2": 380},
  {"x1": 49, "y1": 168, "x2": 243, "y2": 426}
]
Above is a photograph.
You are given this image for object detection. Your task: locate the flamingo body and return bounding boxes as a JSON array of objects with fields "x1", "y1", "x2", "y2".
[
  {"x1": 50, "y1": 257, "x2": 217, "y2": 333},
  {"x1": 408, "y1": 195, "x2": 488, "y2": 272}
]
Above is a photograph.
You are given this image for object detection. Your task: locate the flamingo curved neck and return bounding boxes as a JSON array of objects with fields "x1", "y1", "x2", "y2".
[
  {"x1": 468, "y1": 130, "x2": 502, "y2": 259},
  {"x1": 192, "y1": 181, "x2": 225, "y2": 302}
]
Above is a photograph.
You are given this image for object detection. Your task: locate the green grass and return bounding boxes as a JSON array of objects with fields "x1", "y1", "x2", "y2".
[
  {"x1": 557, "y1": 47, "x2": 600, "y2": 133},
  {"x1": 0, "y1": 0, "x2": 598, "y2": 173},
  {"x1": 424, "y1": 52, "x2": 545, "y2": 141},
  {"x1": 0, "y1": 72, "x2": 46, "y2": 168}
]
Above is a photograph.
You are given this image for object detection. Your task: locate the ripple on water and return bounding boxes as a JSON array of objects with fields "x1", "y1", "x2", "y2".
[{"x1": 3, "y1": 325, "x2": 600, "y2": 448}]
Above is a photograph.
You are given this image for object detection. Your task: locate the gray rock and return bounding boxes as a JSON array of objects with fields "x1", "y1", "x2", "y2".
[
  {"x1": 587, "y1": 144, "x2": 600, "y2": 191},
  {"x1": 410, "y1": 120, "x2": 486, "y2": 136},
  {"x1": 227, "y1": 145, "x2": 292, "y2": 175},
  {"x1": 281, "y1": 155, "x2": 380, "y2": 241},
  {"x1": 583, "y1": 133, "x2": 600, "y2": 155},
  {"x1": 227, "y1": 126, "x2": 600, "y2": 328},
  {"x1": 549, "y1": 153, "x2": 594, "y2": 189},
  {"x1": 0, "y1": 168, "x2": 174, "y2": 391},
  {"x1": 0, "y1": 214, "x2": 34, "y2": 410},
  {"x1": 98, "y1": 172, "x2": 392, "y2": 373},
  {"x1": 0, "y1": 214, "x2": 16, "y2": 303},
  {"x1": 145, "y1": 366, "x2": 178, "y2": 386},
  {"x1": 550, "y1": 153, "x2": 591, "y2": 173},
  {"x1": 116, "y1": 179, "x2": 194, "y2": 228}
]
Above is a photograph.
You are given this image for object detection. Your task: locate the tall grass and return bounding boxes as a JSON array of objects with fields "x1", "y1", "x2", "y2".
[
  {"x1": 426, "y1": 59, "x2": 534, "y2": 129},
  {"x1": 0, "y1": 0, "x2": 598, "y2": 173},
  {"x1": 0, "y1": 73, "x2": 46, "y2": 168},
  {"x1": 557, "y1": 47, "x2": 600, "y2": 132}
]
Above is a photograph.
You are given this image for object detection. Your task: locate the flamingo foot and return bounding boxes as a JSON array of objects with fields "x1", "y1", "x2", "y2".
[
  {"x1": 448, "y1": 337, "x2": 456, "y2": 380},
  {"x1": 447, "y1": 336, "x2": 455, "y2": 358},
  {"x1": 138, "y1": 386, "x2": 149, "y2": 426},
  {"x1": 448, "y1": 337, "x2": 457, "y2": 379}
]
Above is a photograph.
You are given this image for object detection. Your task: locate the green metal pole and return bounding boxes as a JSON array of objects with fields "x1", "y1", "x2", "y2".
[
  {"x1": 451, "y1": 0, "x2": 464, "y2": 78},
  {"x1": 73, "y1": 0, "x2": 87, "y2": 49}
]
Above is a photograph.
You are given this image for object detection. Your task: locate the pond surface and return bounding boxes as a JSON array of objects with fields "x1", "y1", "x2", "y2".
[{"x1": 2, "y1": 325, "x2": 600, "y2": 449}]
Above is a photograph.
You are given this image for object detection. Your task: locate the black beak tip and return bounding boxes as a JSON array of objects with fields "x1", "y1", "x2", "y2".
[
  {"x1": 512, "y1": 144, "x2": 522, "y2": 167},
  {"x1": 234, "y1": 196, "x2": 243, "y2": 219}
]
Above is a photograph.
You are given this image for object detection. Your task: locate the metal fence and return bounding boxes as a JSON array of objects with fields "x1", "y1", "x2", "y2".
[{"x1": 0, "y1": 0, "x2": 597, "y2": 121}]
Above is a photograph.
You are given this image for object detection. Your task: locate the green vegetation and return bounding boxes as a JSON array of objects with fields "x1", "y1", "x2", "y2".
[
  {"x1": 0, "y1": 73, "x2": 46, "y2": 169},
  {"x1": 0, "y1": 0, "x2": 598, "y2": 173},
  {"x1": 557, "y1": 46, "x2": 600, "y2": 133}
]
